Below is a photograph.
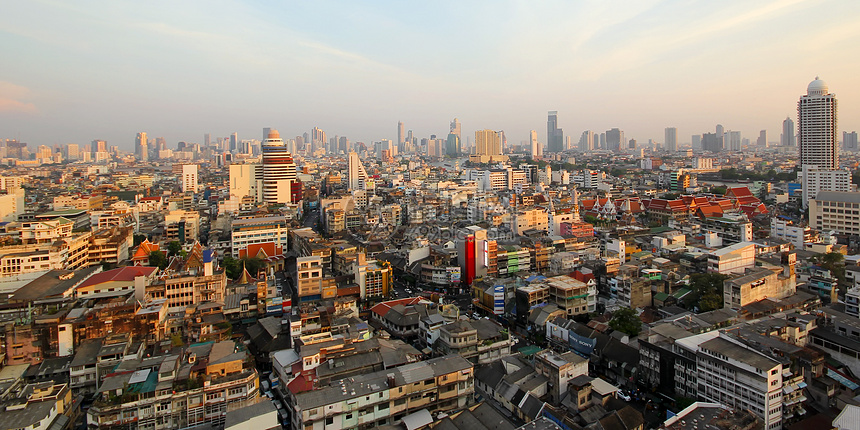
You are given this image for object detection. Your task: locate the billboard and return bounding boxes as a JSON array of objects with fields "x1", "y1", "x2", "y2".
[
  {"x1": 493, "y1": 284, "x2": 505, "y2": 315},
  {"x1": 569, "y1": 331, "x2": 597, "y2": 356}
]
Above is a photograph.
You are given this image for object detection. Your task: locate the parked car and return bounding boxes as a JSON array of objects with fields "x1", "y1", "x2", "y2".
[{"x1": 618, "y1": 391, "x2": 632, "y2": 402}]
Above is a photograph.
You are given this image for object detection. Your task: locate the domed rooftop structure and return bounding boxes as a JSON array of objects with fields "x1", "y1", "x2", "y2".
[
  {"x1": 267, "y1": 129, "x2": 280, "y2": 139},
  {"x1": 807, "y1": 76, "x2": 829, "y2": 96}
]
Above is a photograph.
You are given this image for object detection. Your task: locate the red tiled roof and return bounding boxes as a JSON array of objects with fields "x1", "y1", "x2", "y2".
[
  {"x1": 77, "y1": 266, "x2": 158, "y2": 289},
  {"x1": 370, "y1": 297, "x2": 423, "y2": 317},
  {"x1": 726, "y1": 186, "x2": 753, "y2": 198},
  {"x1": 572, "y1": 271, "x2": 595, "y2": 283}
]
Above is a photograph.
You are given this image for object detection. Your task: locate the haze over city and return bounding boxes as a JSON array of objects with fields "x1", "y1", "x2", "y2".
[{"x1": 3, "y1": 0, "x2": 860, "y2": 148}]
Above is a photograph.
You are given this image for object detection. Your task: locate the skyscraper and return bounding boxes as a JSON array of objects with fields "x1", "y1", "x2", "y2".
[
  {"x1": 798, "y1": 77, "x2": 838, "y2": 170},
  {"x1": 605, "y1": 128, "x2": 624, "y2": 152},
  {"x1": 578, "y1": 131, "x2": 595, "y2": 152},
  {"x1": 450, "y1": 118, "x2": 461, "y2": 139},
  {"x1": 446, "y1": 133, "x2": 460, "y2": 157},
  {"x1": 781, "y1": 118, "x2": 796, "y2": 147},
  {"x1": 529, "y1": 130, "x2": 541, "y2": 159},
  {"x1": 91, "y1": 139, "x2": 107, "y2": 154},
  {"x1": 135, "y1": 132, "x2": 148, "y2": 161},
  {"x1": 757, "y1": 130, "x2": 767, "y2": 147},
  {"x1": 261, "y1": 129, "x2": 297, "y2": 203},
  {"x1": 664, "y1": 127, "x2": 677, "y2": 152},
  {"x1": 726, "y1": 131, "x2": 741, "y2": 151},
  {"x1": 475, "y1": 130, "x2": 502, "y2": 157},
  {"x1": 230, "y1": 132, "x2": 238, "y2": 152},
  {"x1": 702, "y1": 132, "x2": 722, "y2": 152},
  {"x1": 397, "y1": 121, "x2": 405, "y2": 146},
  {"x1": 547, "y1": 111, "x2": 564, "y2": 152},
  {"x1": 348, "y1": 151, "x2": 368, "y2": 191},
  {"x1": 844, "y1": 131, "x2": 859, "y2": 152}
]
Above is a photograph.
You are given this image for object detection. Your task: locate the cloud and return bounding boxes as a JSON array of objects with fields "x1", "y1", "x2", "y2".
[{"x1": 0, "y1": 82, "x2": 37, "y2": 114}]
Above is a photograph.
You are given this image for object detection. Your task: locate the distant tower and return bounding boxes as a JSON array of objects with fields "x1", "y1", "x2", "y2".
[
  {"x1": 781, "y1": 118, "x2": 796, "y2": 147},
  {"x1": 475, "y1": 130, "x2": 502, "y2": 157},
  {"x1": 261, "y1": 129, "x2": 296, "y2": 203},
  {"x1": 529, "y1": 130, "x2": 541, "y2": 159},
  {"x1": 135, "y1": 132, "x2": 148, "y2": 161},
  {"x1": 757, "y1": 130, "x2": 767, "y2": 147},
  {"x1": 547, "y1": 111, "x2": 564, "y2": 152},
  {"x1": 844, "y1": 131, "x2": 859, "y2": 152},
  {"x1": 798, "y1": 77, "x2": 838, "y2": 169},
  {"x1": 664, "y1": 127, "x2": 677, "y2": 152},
  {"x1": 230, "y1": 132, "x2": 238, "y2": 152},
  {"x1": 446, "y1": 133, "x2": 460, "y2": 157},
  {"x1": 450, "y1": 118, "x2": 461, "y2": 139},
  {"x1": 397, "y1": 121, "x2": 405, "y2": 146},
  {"x1": 578, "y1": 131, "x2": 595, "y2": 152}
]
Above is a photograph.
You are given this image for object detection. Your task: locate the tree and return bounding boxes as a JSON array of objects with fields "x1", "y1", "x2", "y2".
[
  {"x1": 149, "y1": 251, "x2": 168, "y2": 269},
  {"x1": 684, "y1": 273, "x2": 728, "y2": 312},
  {"x1": 167, "y1": 241, "x2": 182, "y2": 257},
  {"x1": 609, "y1": 308, "x2": 642, "y2": 337},
  {"x1": 813, "y1": 252, "x2": 845, "y2": 283},
  {"x1": 133, "y1": 234, "x2": 146, "y2": 247}
]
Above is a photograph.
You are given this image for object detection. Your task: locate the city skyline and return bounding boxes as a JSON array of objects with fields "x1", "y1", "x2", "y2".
[{"x1": 3, "y1": 1, "x2": 860, "y2": 149}]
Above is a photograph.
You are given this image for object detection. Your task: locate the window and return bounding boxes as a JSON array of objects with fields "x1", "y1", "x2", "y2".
[{"x1": 326, "y1": 417, "x2": 334, "y2": 425}]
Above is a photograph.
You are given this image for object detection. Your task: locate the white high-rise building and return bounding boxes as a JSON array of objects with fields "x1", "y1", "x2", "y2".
[
  {"x1": 348, "y1": 151, "x2": 368, "y2": 191},
  {"x1": 664, "y1": 127, "x2": 677, "y2": 152},
  {"x1": 799, "y1": 77, "x2": 838, "y2": 169},
  {"x1": 801, "y1": 165, "x2": 850, "y2": 208},
  {"x1": 181, "y1": 164, "x2": 199, "y2": 193},
  {"x1": 135, "y1": 132, "x2": 148, "y2": 161},
  {"x1": 261, "y1": 129, "x2": 296, "y2": 204},
  {"x1": 229, "y1": 163, "x2": 263, "y2": 202},
  {"x1": 529, "y1": 130, "x2": 541, "y2": 159}
]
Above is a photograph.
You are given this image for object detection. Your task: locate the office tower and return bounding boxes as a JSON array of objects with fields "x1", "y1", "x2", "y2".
[
  {"x1": 702, "y1": 132, "x2": 722, "y2": 152},
  {"x1": 397, "y1": 121, "x2": 405, "y2": 145},
  {"x1": 230, "y1": 132, "x2": 238, "y2": 152},
  {"x1": 692, "y1": 134, "x2": 702, "y2": 150},
  {"x1": 261, "y1": 129, "x2": 297, "y2": 203},
  {"x1": 605, "y1": 128, "x2": 623, "y2": 152},
  {"x1": 348, "y1": 151, "x2": 368, "y2": 191},
  {"x1": 475, "y1": 130, "x2": 502, "y2": 157},
  {"x1": 182, "y1": 164, "x2": 199, "y2": 193},
  {"x1": 312, "y1": 127, "x2": 326, "y2": 153},
  {"x1": 578, "y1": 130, "x2": 595, "y2": 152},
  {"x1": 204, "y1": 133, "x2": 210, "y2": 147},
  {"x1": 599, "y1": 133, "x2": 606, "y2": 150},
  {"x1": 338, "y1": 136, "x2": 349, "y2": 154},
  {"x1": 528, "y1": 130, "x2": 541, "y2": 159},
  {"x1": 262, "y1": 128, "x2": 271, "y2": 141},
  {"x1": 565, "y1": 136, "x2": 572, "y2": 151},
  {"x1": 715, "y1": 124, "x2": 724, "y2": 140},
  {"x1": 628, "y1": 139, "x2": 637, "y2": 149},
  {"x1": 664, "y1": 127, "x2": 677, "y2": 152},
  {"x1": 547, "y1": 111, "x2": 564, "y2": 152},
  {"x1": 799, "y1": 77, "x2": 838, "y2": 169},
  {"x1": 757, "y1": 130, "x2": 767, "y2": 147},
  {"x1": 65, "y1": 144, "x2": 79, "y2": 160},
  {"x1": 450, "y1": 118, "x2": 461, "y2": 139},
  {"x1": 844, "y1": 131, "x2": 858, "y2": 152},
  {"x1": 135, "y1": 132, "x2": 148, "y2": 161},
  {"x1": 781, "y1": 117, "x2": 796, "y2": 147},
  {"x1": 446, "y1": 133, "x2": 460, "y2": 157},
  {"x1": 155, "y1": 137, "x2": 166, "y2": 152}
]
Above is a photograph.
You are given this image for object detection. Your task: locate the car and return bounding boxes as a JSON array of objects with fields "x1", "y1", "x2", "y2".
[{"x1": 617, "y1": 391, "x2": 632, "y2": 402}]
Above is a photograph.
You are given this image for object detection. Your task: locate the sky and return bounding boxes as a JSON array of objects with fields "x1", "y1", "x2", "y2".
[{"x1": 2, "y1": 0, "x2": 860, "y2": 150}]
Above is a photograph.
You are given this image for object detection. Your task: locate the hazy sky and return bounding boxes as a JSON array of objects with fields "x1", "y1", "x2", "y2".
[{"x1": 3, "y1": 0, "x2": 860, "y2": 150}]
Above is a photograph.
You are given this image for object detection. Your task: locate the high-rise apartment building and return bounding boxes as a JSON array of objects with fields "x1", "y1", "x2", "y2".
[
  {"x1": 798, "y1": 77, "x2": 838, "y2": 169},
  {"x1": 801, "y1": 165, "x2": 850, "y2": 208},
  {"x1": 181, "y1": 164, "x2": 199, "y2": 193},
  {"x1": 844, "y1": 131, "x2": 858, "y2": 152},
  {"x1": 529, "y1": 130, "x2": 541, "y2": 159},
  {"x1": 726, "y1": 130, "x2": 741, "y2": 151},
  {"x1": 692, "y1": 134, "x2": 702, "y2": 150},
  {"x1": 348, "y1": 151, "x2": 368, "y2": 191},
  {"x1": 578, "y1": 130, "x2": 595, "y2": 152},
  {"x1": 702, "y1": 132, "x2": 722, "y2": 152},
  {"x1": 474, "y1": 129, "x2": 502, "y2": 159},
  {"x1": 664, "y1": 127, "x2": 677, "y2": 152},
  {"x1": 781, "y1": 117, "x2": 796, "y2": 147},
  {"x1": 261, "y1": 130, "x2": 297, "y2": 204},
  {"x1": 135, "y1": 132, "x2": 148, "y2": 161},
  {"x1": 547, "y1": 111, "x2": 564, "y2": 152},
  {"x1": 397, "y1": 121, "x2": 405, "y2": 145}
]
